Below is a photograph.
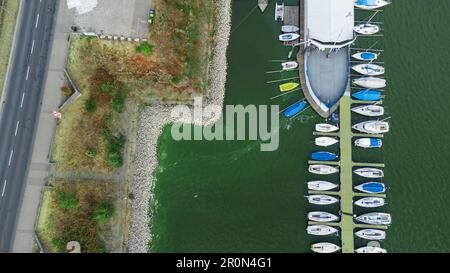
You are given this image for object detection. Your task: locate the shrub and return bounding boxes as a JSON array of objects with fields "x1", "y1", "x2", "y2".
[
  {"x1": 85, "y1": 149, "x2": 97, "y2": 158},
  {"x1": 58, "y1": 192, "x2": 77, "y2": 212},
  {"x1": 103, "y1": 128, "x2": 126, "y2": 168},
  {"x1": 100, "y1": 83, "x2": 114, "y2": 93},
  {"x1": 112, "y1": 90, "x2": 125, "y2": 113},
  {"x1": 85, "y1": 98, "x2": 97, "y2": 113},
  {"x1": 93, "y1": 202, "x2": 115, "y2": 222},
  {"x1": 135, "y1": 42, "x2": 154, "y2": 55}
]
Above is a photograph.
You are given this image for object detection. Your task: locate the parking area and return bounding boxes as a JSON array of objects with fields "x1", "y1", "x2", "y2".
[{"x1": 70, "y1": 0, "x2": 152, "y2": 38}]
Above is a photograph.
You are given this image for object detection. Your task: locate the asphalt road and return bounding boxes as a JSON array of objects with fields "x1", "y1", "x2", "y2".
[{"x1": 0, "y1": 0, "x2": 57, "y2": 252}]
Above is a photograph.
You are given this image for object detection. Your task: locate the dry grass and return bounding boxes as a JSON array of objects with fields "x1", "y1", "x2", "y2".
[{"x1": 36, "y1": 181, "x2": 126, "y2": 253}]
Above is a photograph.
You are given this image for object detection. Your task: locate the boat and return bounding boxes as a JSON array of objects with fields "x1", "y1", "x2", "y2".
[
  {"x1": 353, "y1": 120, "x2": 390, "y2": 134},
  {"x1": 355, "y1": 229, "x2": 386, "y2": 240},
  {"x1": 311, "y1": 152, "x2": 338, "y2": 161},
  {"x1": 283, "y1": 101, "x2": 307, "y2": 118},
  {"x1": 307, "y1": 181, "x2": 338, "y2": 191},
  {"x1": 355, "y1": 182, "x2": 386, "y2": 194},
  {"x1": 356, "y1": 212, "x2": 392, "y2": 225},
  {"x1": 307, "y1": 195, "x2": 339, "y2": 205},
  {"x1": 354, "y1": 168, "x2": 384, "y2": 178},
  {"x1": 352, "y1": 105, "x2": 385, "y2": 116},
  {"x1": 309, "y1": 165, "x2": 339, "y2": 175},
  {"x1": 279, "y1": 33, "x2": 300, "y2": 42},
  {"x1": 352, "y1": 90, "x2": 383, "y2": 101},
  {"x1": 356, "y1": 246, "x2": 387, "y2": 253},
  {"x1": 353, "y1": 77, "x2": 386, "y2": 89},
  {"x1": 352, "y1": 51, "x2": 378, "y2": 61},
  {"x1": 355, "y1": 197, "x2": 385, "y2": 208},
  {"x1": 307, "y1": 225, "x2": 339, "y2": 236},
  {"x1": 308, "y1": 211, "x2": 339, "y2": 222},
  {"x1": 354, "y1": 0, "x2": 391, "y2": 10},
  {"x1": 315, "y1": 137, "x2": 339, "y2": 147},
  {"x1": 258, "y1": 0, "x2": 269, "y2": 12},
  {"x1": 355, "y1": 138, "x2": 383, "y2": 148},
  {"x1": 315, "y1": 123, "x2": 339, "y2": 133},
  {"x1": 275, "y1": 2, "x2": 284, "y2": 21},
  {"x1": 281, "y1": 25, "x2": 299, "y2": 33},
  {"x1": 311, "y1": 243, "x2": 341, "y2": 253},
  {"x1": 352, "y1": 64, "x2": 385, "y2": 76},
  {"x1": 279, "y1": 82, "x2": 299, "y2": 92},
  {"x1": 281, "y1": 61, "x2": 298, "y2": 71},
  {"x1": 354, "y1": 23, "x2": 380, "y2": 35}
]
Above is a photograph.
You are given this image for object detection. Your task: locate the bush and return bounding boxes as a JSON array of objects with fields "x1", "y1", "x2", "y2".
[
  {"x1": 112, "y1": 90, "x2": 125, "y2": 113},
  {"x1": 85, "y1": 98, "x2": 97, "y2": 113},
  {"x1": 58, "y1": 192, "x2": 77, "y2": 212},
  {"x1": 103, "y1": 128, "x2": 126, "y2": 168},
  {"x1": 93, "y1": 202, "x2": 115, "y2": 222},
  {"x1": 100, "y1": 83, "x2": 113, "y2": 93},
  {"x1": 135, "y1": 42, "x2": 154, "y2": 55},
  {"x1": 85, "y1": 149, "x2": 97, "y2": 158}
]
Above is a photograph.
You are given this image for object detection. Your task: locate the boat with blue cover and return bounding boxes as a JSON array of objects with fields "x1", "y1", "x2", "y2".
[
  {"x1": 355, "y1": 138, "x2": 383, "y2": 148},
  {"x1": 352, "y1": 51, "x2": 378, "y2": 61},
  {"x1": 311, "y1": 152, "x2": 339, "y2": 161},
  {"x1": 355, "y1": 182, "x2": 386, "y2": 194},
  {"x1": 352, "y1": 90, "x2": 382, "y2": 101},
  {"x1": 283, "y1": 101, "x2": 308, "y2": 118},
  {"x1": 354, "y1": 0, "x2": 391, "y2": 10}
]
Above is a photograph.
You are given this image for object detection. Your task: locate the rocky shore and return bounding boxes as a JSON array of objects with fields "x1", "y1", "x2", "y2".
[{"x1": 128, "y1": 0, "x2": 232, "y2": 253}]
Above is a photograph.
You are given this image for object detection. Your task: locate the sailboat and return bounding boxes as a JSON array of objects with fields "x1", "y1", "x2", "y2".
[
  {"x1": 352, "y1": 105, "x2": 385, "y2": 117},
  {"x1": 281, "y1": 25, "x2": 300, "y2": 33},
  {"x1": 279, "y1": 33, "x2": 300, "y2": 42},
  {"x1": 352, "y1": 51, "x2": 378, "y2": 61},
  {"x1": 355, "y1": 229, "x2": 386, "y2": 240},
  {"x1": 307, "y1": 225, "x2": 339, "y2": 236},
  {"x1": 311, "y1": 152, "x2": 339, "y2": 161},
  {"x1": 354, "y1": 168, "x2": 384, "y2": 178},
  {"x1": 356, "y1": 246, "x2": 387, "y2": 253},
  {"x1": 284, "y1": 101, "x2": 307, "y2": 118},
  {"x1": 355, "y1": 138, "x2": 383, "y2": 148},
  {"x1": 355, "y1": 197, "x2": 385, "y2": 208},
  {"x1": 356, "y1": 212, "x2": 392, "y2": 225},
  {"x1": 354, "y1": 23, "x2": 380, "y2": 35},
  {"x1": 354, "y1": 0, "x2": 391, "y2": 10},
  {"x1": 308, "y1": 211, "x2": 339, "y2": 222},
  {"x1": 315, "y1": 123, "x2": 339, "y2": 133},
  {"x1": 353, "y1": 120, "x2": 390, "y2": 134},
  {"x1": 307, "y1": 181, "x2": 338, "y2": 191},
  {"x1": 309, "y1": 165, "x2": 339, "y2": 175},
  {"x1": 352, "y1": 90, "x2": 383, "y2": 101},
  {"x1": 307, "y1": 195, "x2": 339, "y2": 205},
  {"x1": 352, "y1": 63, "x2": 385, "y2": 76},
  {"x1": 355, "y1": 182, "x2": 386, "y2": 194},
  {"x1": 315, "y1": 137, "x2": 339, "y2": 147},
  {"x1": 258, "y1": 0, "x2": 269, "y2": 12},
  {"x1": 353, "y1": 77, "x2": 386, "y2": 89},
  {"x1": 281, "y1": 61, "x2": 298, "y2": 71},
  {"x1": 311, "y1": 243, "x2": 341, "y2": 253}
]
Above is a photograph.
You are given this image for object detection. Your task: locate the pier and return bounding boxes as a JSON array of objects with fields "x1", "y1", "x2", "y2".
[{"x1": 283, "y1": 6, "x2": 299, "y2": 46}]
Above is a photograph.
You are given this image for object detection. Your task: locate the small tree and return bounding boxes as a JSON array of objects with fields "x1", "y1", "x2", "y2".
[
  {"x1": 112, "y1": 90, "x2": 125, "y2": 113},
  {"x1": 85, "y1": 98, "x2": 97, "y2": 113},
  {"x1": 135, "y1": 42, "x2": 154, "y2": 55},
  {"x1": 94, "y1": 202, "x2": 115, "y2": 222},
  {"x1": 100, "y1": 83, "x2": 113, "y2": 93}
]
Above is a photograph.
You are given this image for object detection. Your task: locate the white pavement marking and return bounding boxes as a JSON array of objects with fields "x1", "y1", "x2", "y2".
[
  {"x1": 20, "y1": 93, "x2": 25, "y2": 108},
  {"x1": 26, "y1": 66, "x2": 30, "y2": 80},
  {"x1": 8, "y1": 150, "x2": 14, "y2": 167},
  {"x1": 1, "y1": 180, "x2": 6, "y2": 197},
  {"x1": 31, "y1": 40, "x2": 35, "y2": 55},
  {"x1": 35, "y1": 14, "x2": 40, "y2": 28},
  {"x1": 15, "y1": 121, "x2": 20, "y2": 136}
]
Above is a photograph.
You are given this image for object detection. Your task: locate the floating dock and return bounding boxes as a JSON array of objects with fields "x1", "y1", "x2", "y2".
[{"x1": 283, "y1": 6, "x2": 300, "y2": 46}]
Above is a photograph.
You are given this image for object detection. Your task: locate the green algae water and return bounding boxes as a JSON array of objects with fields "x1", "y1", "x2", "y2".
[{"x1": 151, "y1": 0, "x2": 450, "y2": 253}]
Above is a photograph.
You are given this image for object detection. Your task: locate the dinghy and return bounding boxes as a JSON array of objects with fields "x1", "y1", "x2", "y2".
[
  {"x1": 275, "y1": 2, "x2": 284, "y2": 21},
  {"x1": 354, "y1": 23, "x2": 380, "y2": 35},
  {"x1": 356, "y1": 246, "x2": 387, "y2": 253},
  {"x1": 315, "y1": 137, "x2": 339, "y2": 147},
  {"x1": 311, "y1": 243, "x2": 341, "y2": 253},
  {"x1": 308, "y1": 211, "x2": 339, "y2": 222},
  {"x1": 307, "y1": 195, "x2": 339, "y2": 205},
  {"x1": 309, "y1": 165, "x2": 339, "y2": 175},
  {"x1": 284, "y1": 101, "x2": 307, "y2": 118},
  {"x1": 354, "y1": 168, "x2": 384, "y2": 178},
  {"x1": 352, "y1": 105, "x2": 385, "y2": 116},
  {"x1": 355, "y1": 182, "x2": 386, "y2": 194},
  {"x1": 355, "y1": 197, "x2": 385, "y2": 208},
  {"x1": 307, "y1": 181, "x2": 338, "y2": 191},
  {"x1": 353, "y1": 77, "x2": 386, "y2": 89},
  {"x1": 282, "y1": 61, "x2": 298, "y2": 71},
  {"x1": 352, "y1": 64, "x2": 385, "y2": 76},
  {"x1": 355, "y1": 138, "x2": 383, "y2": 148},
  {"x1": 281, "y1": 25, "x2": 299, "y2": 33},
  {"x1": 258, "y1": 0, "x2": 269, "y2": 12},
  {"x1": 311, "y1": 152, "x2": 338, "y2": 161},
  {"x1": 307, "y1": 225, "x2": 338, "y2": 236},
  {"x1": 354, "y1": 0, "x2": 391, "y2": 10},
  {"x1": 356, "y1": 212, "x2": 392, "y2": 225},
  {"x1": 352, "y1": 90, "x2": 383, "y2": 101},
  {"x1": 279, "y1": 82, "x2": 299, "y2": 92},
  {"x1": 352, "y1": 51, "x2": 378, "y2": 61},
  {"x1": 353, "y1": 120, "x2": 390, "y2": 134},
  {"x1": 279, "y1": 33, "x2": 300, "y2": 42},
  {"x1": 316, "y1": 124, "x2": 339, "y2": 133},
  {"x1": 355, "y1": 229, "x2": 386, "y2": 240}
]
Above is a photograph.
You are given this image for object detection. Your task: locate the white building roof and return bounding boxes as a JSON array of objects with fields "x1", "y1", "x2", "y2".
[{"x1": 306, "y1": 0, "x2": 355, "y2": 47}]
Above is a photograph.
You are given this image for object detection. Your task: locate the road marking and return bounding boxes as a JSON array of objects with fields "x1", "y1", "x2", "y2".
[
  {"x1": 8, "y1": 150, "x2": 14, "y2": 167},
  {"x1": 26, "y1": 66, "x2": 30, "y2": 80},
  {"x1": 20, "y1": 92, "x2": 25, "y2": 108},
  {"x1": 1, "y1": 180, "x2": 6, "y2": 197},
  {"x1": 35, "y1": 14, "x2": 40, "y2": 28},
  {"x1": 31, "y1": 40, "x2": 35, "y2": 55},
  {"x1": 15, "y1": 121, "x2": 20, "y2": 136}
]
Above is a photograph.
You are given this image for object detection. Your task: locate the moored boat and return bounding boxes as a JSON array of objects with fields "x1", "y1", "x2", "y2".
[
  {"x1": 279, "y1": 82, "x2": 300, "y2": 92},
  {"x1": 315, "y1": 137, "x2": 339, "y2": 147},
  {"x1": 355, "y1": 229, "x2": 386, "y2": 240},
  {"x1": 258, "y1": 0, "x2": 269, "y2": 12},
  {"x1": 355, "y1": 138, "x2": 383, "y2": 148},
  {"x1": 307, "y1": 225, "x2": 339, "y2": 236},
  {"x1": 355, "y1": 182, "x2": 386, "y2": 194},
  {"x1": 315, "y1": 123, "x2": 339, "y2": 133},
  {"x1": 354, "y1": 23, "x2": 380, "y2": 35},
  {"x1": 354, "y1": 0, "x2": 391, "y2": 10},
  {"x1": 355, "y1": 197, "x2": 385, "y2": 208},
  {"x1": 311, "y1": 243, "x2": 341, "y2": 253},
  {"x1": 279, "y1": 33, "x2": 300, "y2": 42},
  {"x1": 281, "y1": 25, "x2": 300, "y2": 33},
  {"x1": 311, "y1": 152, "x2": 339, "y2": 161},
  {"x1": 352, "y1": 120, "x2": 390, "y2": 134},
  {"x1": 308, "y1": 211, "x2": 339, "y2": 222},
  {"x1": 309, "y1": 165, "x2": 339, "y2": 175},
  {"x1": 356, "y1": 246, "x2": 387, "y2": 253},
  {"x1": 281, "y1": 61, "x2": 298, "y2": 71},
  {"x1": 352, "y1": 63, "x2": 385, "y2": 76},
  {"x1": 352, "y1": 105, "x2": 384, "y2": 116},
  {"x1": 352, "y1": 90, "x2": 383, "y2": 101},
  {"x1": 307, "y1": 195, "x2": 339, "y2": 205},
  {"x1": 353, "y1": 77, "x2": 386, "y2": 89},
  {"x1": 307, "y1": 181, "x2": 338, "y2": 191},
  {"x1": 275, "y1": 2, "x2": 284, "y2": 21},
  {"x1": 283, "y1": 101, "x2": 307, "y2": 118},
  {"x1": 354, "y1": 167, "x2": 384, "y2": 178},
  {"x1": 352, "y1": 51, "x2": 378, "y2": 61},
  {"x1": 356, "y1": 212, "x2": 392, "y2": 225}
]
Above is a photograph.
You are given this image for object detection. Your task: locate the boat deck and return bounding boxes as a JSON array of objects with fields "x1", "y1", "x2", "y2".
[{"x1": 283, "y1": 6, "x2": 299, "y2": 46}]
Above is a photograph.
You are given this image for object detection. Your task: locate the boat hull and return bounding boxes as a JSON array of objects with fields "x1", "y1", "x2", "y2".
[
  {"x1": 354, "y1": 168, "x2": 384, "y2": 178},
  {"x1": 355, "y1": 229, "x2": 386, "y2": 240},
  {"x1": 356, "y1": 213, "x2": 392, "y2": 225},
  {"x1": 284, "y1": 101, "x2": 307, "y2": 118},
  {"x1": 355, "y1": 197, "x2": 385, "y2": 208},
  {"x1": 309, "y1": 165, "x2": 339, "y2": 175},
  {"x1": 281, "y1": 25, "x2": 299, "y2": 33},
  {"x1": 355, "y1": 182, "x2": 386, "y2": 194},
  {"x1": 352, "y1": 64, "x2": 385, "y2": 76},
  {"x1": 356, "y1": 246, "x2": 387, "y2": 253},
  {"x1": 355, "y1": 138, "x2": 383, "y2": 148},
  {"x1": 308, "y1": 211, "x2": 339, "y2": 222},
  {"x1": 353, "y1": 77, "x2": 386, "y2": 89},
  {"x1": 315, "y1": 137, "x2": 339, "y2": 147},
  {"x1": 307, "y1": 225, "x2": 338, "y2": 236},
  {"x1": 307, "y1": 181, "x2": 338, "y2": 191},
  {"x1": 279, "y1": 33, "x2": 300, "y2": 42},
  {"x1": 315, "y1": 124, "x2": 339, "y2": 133},
  {"x1": 352, "y1": 121, "x2": 390, "y2": 134},
  {"x1": 311, "y1": 243, "x2": 341, "y2": 253},
  {"x1": 307, "y1": 195, "x2": 339, "y2": 205},
  {"x1": 354, "y1": 24, "x2": 380, "y2": 35},
  {"x1": 352, "y1": 90, "x2": 383, "y2": 101},
  {"x1": 352, "y1": 52, "x2": 378, "y2": 61},
  {"x1": 311, "y1": 152, "x2": 338, "y2": 161},
  {"x1": 352, "y1": 105, "x2": 385, "y2": 116}
]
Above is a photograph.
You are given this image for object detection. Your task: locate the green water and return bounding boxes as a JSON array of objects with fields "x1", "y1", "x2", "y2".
[{"x1": 151, "y1": 0, "x2": 450, "y2": 253}]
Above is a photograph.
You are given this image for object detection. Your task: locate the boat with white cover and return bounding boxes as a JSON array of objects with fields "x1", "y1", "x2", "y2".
[
  {"x1": 355, "y1": 138, "x2": 383, "y2": 148},
  {"x1": 354, "y1": 0, "x2": 391, "y2": 10},
  {"x1": 307, "y1": 195, "x2": 339, "y2": 205},
  {"x1": 311, "y1": 243, "x2": 341, "y2": 253},
  {"x1": 282, "y1": 25, "x2": 299, "y2": 33},
  {"x1": 354, "y1": 167, "x2": 384, "y2": 178},
  {"x1": 316, "y1": 124, "x2": 339, "y2": 133},
  {"x1": 356, "y1": 246, "x2": 387, "y2": 253},
  {"x1": 353, "y1": 120, "x2": 390, "y2": 134},
  {"x1": 258, "y1": 0, "x2": 269, "y2": 12},
  {"x1": 282, "y1": 61, "x2": 298, "y2": 71},
  {"x1": 355, "y1": 229, "x2": 386, "y2": 240},
  {"x1": 354, "y1": 23, "x2": 380, "y2": 35},
  {"x1": 307, "y1": 225, "x2": 339, "y2": 236},
  {"x1": 353, "y1": 77, "x2": 386, "y2": 89},
  {"x1": 352, "y1": 63, "x2": 385, "y2": 76},
  {"x1": 279, "y1": 33, "x2": 300, "y2": 42},
  {"x1": 307, "y1": 181, "x2": 338, "y2": 191},
  {"x1": 308, "y1": 211, "x2": 339, "y2": 222},
  {"x1": 352, "y1": 105, "x2": 385, "y2": 117},
  {"x1": 355, "y1": 197, "x2": 385, "y2": 208},
  {"x1": 356, "y1": 212, "x2": 392, "y2": 225},
  {"x1": 315, "y1": 137, "x2": 339, "y2": 147},
  {"x1": 309, "y1": 165, "x2": 339, "y2": 175}
]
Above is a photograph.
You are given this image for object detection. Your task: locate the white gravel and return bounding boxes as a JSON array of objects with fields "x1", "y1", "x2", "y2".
[{"x1": 128, "y1": 0, "x2": 232, "y2": 253}]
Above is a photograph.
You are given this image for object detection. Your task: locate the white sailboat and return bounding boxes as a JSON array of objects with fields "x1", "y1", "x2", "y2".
[
  {"x1": 279, "y1": 33, "x2": 300, "y2": 42},
  {"x1": 355, "y1": 229, "x2": 386, "y2": 240},
  {"x1": 307, "y1": 195, "x2": 339, "y2": 205},
  {"x1": 315, "y1": 137, "x2": 339, "y2": 147},
  {"x1": 308, "y1": 211, "x2": 339, "y2": 222},
  {"x1": 356, "y1": 246, "x2": 387, "y2": 253},
  {"x1": 355, "y1": 197, "x2": 385, "y2": 208},
  {"x1": 356, "y1": 212, "x2": 392, "y2": 225},
  {"x1": 281, "y1": 61, "x2": 298, "y2": 71},
  {"x1": 352, "y1": 63, "x2": 385, "y2": 76},
  {"x1": 311, "y1": 243, "x2": 341, "y2": 253},
  {"x1": 353, "y1": 77, "x2": 386, "y2": 89},
  {"x1": 309, "y1": 165, "x2": 339, "y2": 175},
  {"x1": 354, "y1": 167, "x2": 384, "y2": 178},
  {"x1": 307, "y1": 225, "x2": 339, "y2": 236},
  {"x1": 307, "y1": 181, "x2": 338, "y2": 191},
  {"x1": 281, "y1": 25, "x2": 299, "y2": 33},
  {"x1": 352, "y1": 105, "x2": 385, "y2": 117},
  {"x1": 354, "y1": 23, "x2": 380, "y2": 35},
  {"x1": 316, "y1": 124, "x2": 339, "y2": 133},
  {"x1": 354, "y1": 0, "x2": 391, "y2": 10},
  {"x1": 353, "y1": 120, "x2": 390, "y2": 134},
  {"x1": 258, "y1": 0, "x2": 269, "y2": 12},
  {"x1": 355, "y1": 138, "x2": 383, "y2": 148}
]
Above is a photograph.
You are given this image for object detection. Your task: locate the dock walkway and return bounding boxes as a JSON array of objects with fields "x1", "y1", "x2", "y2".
[{"x1": 283, "y1": 6, "x2": 299, "y2": 46}]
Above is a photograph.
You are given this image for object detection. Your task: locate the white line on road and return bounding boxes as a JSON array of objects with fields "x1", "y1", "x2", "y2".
[
  {"x1": 8, "y1": 150, "x2": 14, "y2": 167},
  {"x1": 20, "y1": 92, "x2": 25, "y2": 108},
  {"x1": 35, "y1": 14, "x2": 40, "y2": 28},
  {"x1": 1, "y1": 180, "x2": 6, "y2": 197},
  {"x1": 31, "y1": 40, "x2": 35, "y2": 55},
  {"x1": 15, "y1": 121, "x2": 20, "y2": 136},
  {"x1": 26, "y1": 66, "x2": 30, "y2": 80}
]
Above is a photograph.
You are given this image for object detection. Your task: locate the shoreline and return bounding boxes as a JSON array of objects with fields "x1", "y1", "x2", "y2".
[{"x1": 128, "y1": 0, "x2": 232, "y2": 253}]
